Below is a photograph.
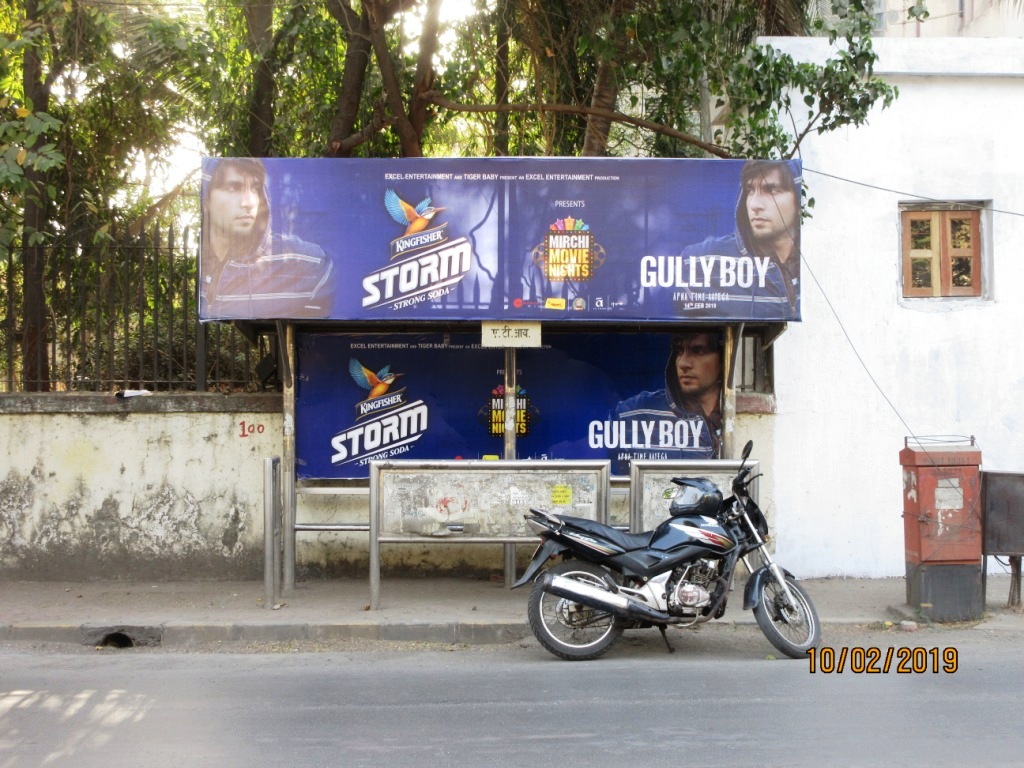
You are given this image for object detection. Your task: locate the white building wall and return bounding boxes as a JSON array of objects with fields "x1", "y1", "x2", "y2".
[
  {"x1": 762, "y1": 37, "x2": 1024, "y2": 577},
  {"x1": 873, "y1": 0, "x2": 1024, "y2": 37}
]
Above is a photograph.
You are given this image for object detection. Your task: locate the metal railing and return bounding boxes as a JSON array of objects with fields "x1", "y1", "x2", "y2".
[
  {"x1": 1, "y1": 225, "x2": 270, "y2": 393},
  {"x1": 0, "y1": 223, "x2": 776, "y2": 396}
]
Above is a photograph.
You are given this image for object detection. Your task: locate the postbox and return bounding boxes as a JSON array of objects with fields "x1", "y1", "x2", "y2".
[{"x1": 899, "y1": 439, "x2": 983, "y2": 621}]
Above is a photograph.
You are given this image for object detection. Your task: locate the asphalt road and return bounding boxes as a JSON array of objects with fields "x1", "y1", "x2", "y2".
[{"x1": 2, "y1": 622, "x2": 1021, "y2": 768}]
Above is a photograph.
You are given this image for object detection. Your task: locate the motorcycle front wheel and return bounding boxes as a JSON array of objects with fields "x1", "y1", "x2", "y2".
[
  {"x1": 753, "y1": 575, "x2": 821, "y2": 659},
  {"x1": 527, "y1": 561, "x2": 624, "y2": 661}
]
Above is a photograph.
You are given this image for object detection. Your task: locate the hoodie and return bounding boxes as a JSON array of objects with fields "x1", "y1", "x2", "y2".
[
  {"x1": 201, "y1": 160, "x2": 334, "y2": 320},
  {"x1": 668, "y1": 160, "x2": 801, "y2": 321},
  {"x1": 609, "y1": 344, "x2": 720, "y2": 475}
]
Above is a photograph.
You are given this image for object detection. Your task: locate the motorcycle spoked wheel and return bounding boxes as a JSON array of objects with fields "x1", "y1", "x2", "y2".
[
  {"x1": 528, "y1": 561, "x2": 625, "y2": 661},
  {"x1": 753, "y1": 574, "x2": 821, "y2": 659}
]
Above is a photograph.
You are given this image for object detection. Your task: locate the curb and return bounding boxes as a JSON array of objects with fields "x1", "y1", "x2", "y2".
[
  {"x1": 2, "y1": 617, "x2": 925, "y2": 649},
  {"x1": 1, "y1": 621, "x2": 536, "y2": 648}
]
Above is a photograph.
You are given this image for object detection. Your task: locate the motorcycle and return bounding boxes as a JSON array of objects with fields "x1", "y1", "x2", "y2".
[{"x1": 512, "y1": 440, "x2": 821, "y2": 660}]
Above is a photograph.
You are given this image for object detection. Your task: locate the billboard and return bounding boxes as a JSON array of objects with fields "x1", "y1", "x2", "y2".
[
  {"x1": 200, "y1": 157, "x2": 801, "y2": 323},
  {"x1": 296, "y1": 330, "x2": 725, "y2": 479}
]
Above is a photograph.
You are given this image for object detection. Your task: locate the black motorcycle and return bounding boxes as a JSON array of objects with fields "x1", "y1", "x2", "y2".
[{"x1": 512, "y1": 441, "x2": 821, "y2": 660}]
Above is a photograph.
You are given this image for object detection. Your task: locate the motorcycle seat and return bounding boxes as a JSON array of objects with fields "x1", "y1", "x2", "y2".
[{"x1": 558, "y1": 515, "x2": 655, "y2": 552}]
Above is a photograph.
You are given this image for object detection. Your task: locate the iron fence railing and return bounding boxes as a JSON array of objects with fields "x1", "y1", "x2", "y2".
[
  {"x1": 1, "y1": 225, "x2": 270, "y2": 393},
  {"x1": 0, "y1": 224, "x2": 774, "y2": 396}
]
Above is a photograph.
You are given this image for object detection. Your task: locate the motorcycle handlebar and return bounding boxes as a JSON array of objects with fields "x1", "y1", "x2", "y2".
[
  {"x1": 732, "y1": 469, "x2": 764, "y2": 497},
  {"x1": 732, "y1": 466, "x2": 752, "y2": 493}
]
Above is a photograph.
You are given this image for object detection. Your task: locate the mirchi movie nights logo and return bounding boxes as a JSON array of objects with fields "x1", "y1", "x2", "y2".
[
  {"x1": 361, "y1": 188, "x2": 474, "y2": 311},
  {"x1": 532, "y1": 217, "x2": 606, "y2": 283},
  {"x1": 330, "y1": 357, "x2": 429, "y2": 466},
  {"x1": 478, "y1": 384, "x2": 539, "y2": 437}
]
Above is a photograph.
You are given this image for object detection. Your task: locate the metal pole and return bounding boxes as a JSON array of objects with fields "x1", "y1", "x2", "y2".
[
  {"x1": 263, "y1": 457, "x2": 281, "y2": 609},
  {"x1": 503, "y1": 348, "x2": 516, "y2": 460},
  {"x1": 503, "y1": 348, "x2": 517, "y2": 585},
  {"x1": 369, "y1": 464, "x2": 380, "y2": 610},
  {"x1": 196, "y1": 322, "x2": 208, "y2": 392},
  {"x1": 281, "y1": 323, "x2": 297, "y2": 594},
  {"x1": 722, "y1": 325, "x2": 740, "y2": 459}
]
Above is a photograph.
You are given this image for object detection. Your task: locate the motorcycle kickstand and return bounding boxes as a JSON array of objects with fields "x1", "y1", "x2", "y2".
[{"x1": 657, "y1": 624, "x2": 675, "y2": 654}]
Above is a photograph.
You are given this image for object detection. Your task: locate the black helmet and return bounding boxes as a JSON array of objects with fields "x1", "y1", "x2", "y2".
[{"x1": 668, "y1": 477, "x2": 723, "y2": 517}]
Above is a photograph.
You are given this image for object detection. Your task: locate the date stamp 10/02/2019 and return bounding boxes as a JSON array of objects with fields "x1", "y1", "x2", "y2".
[{"x1": 807, "y1": 646, "x2": 958, "y2": 674}]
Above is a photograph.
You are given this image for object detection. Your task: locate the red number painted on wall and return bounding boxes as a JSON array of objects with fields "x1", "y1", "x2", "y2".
[{"x1": 238, "y1": 420, "x2": 266, "y2": 438}]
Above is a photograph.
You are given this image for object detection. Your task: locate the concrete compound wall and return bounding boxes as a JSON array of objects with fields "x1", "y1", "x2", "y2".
[
  {"x1": 0, "y1": 393, "x2": 777, "y2": 581},
  {"x1": 0, "y1": 395, "x2": 282, "y2": 580},
  {"x1": 0, "y1": 394, "x2": 598, "y2": 580}
]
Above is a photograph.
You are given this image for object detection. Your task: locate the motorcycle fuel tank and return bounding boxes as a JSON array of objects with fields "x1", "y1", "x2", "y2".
[{"x1": 650, "y1": 514, "x2": 736, "y2": 553}]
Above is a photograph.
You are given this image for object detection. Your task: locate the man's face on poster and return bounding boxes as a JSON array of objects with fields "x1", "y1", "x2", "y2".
[
  {"x1": 745, "y1": 167, "x2": 797, "y2": 245},
  {"x1": 208, "y1": 165, "x2": 262, "y2": 242},
  {"x1": 674, "y1": 333, "x2": 721, "y2": 400}
]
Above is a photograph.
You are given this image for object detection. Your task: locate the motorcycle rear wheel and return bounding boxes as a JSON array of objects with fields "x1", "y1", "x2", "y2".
[
  {"x1": 753, "y1": 575, "x2": 821, "y2": 659},
  {"x1": 528, "y1": 561, "x2": 624, "y2": 661}
]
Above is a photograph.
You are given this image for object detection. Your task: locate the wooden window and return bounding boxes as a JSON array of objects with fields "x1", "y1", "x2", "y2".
[{"x1": 901, "y1": 208, "x2": 982, "y2": 298}]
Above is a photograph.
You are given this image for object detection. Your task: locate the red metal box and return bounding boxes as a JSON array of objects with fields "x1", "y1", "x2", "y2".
[{"x1": 900, "y1": 444, "x2": 981, "y2": 565}]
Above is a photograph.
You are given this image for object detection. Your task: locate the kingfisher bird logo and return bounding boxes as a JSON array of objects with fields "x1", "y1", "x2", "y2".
[
  {"x1": 384, "y1": 189, "x2": 447, "y2": 245},
  {"x1": 349, "y1": 358, "x2": 404, "y2": 411},
  {"x1": 360, "y1": 188, "x2": 473, "y2": 310},
  {"x1": 533, "y1": 217, "x2": 606, "y2": 283},
  {"x1": 330, "y1": 356, "x2": 429, "y2": 466}
]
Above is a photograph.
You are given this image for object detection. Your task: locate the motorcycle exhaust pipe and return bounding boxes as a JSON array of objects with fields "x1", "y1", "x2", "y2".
[{"x1": 541, "y1": 571, "x2": 672, "y2": 624}]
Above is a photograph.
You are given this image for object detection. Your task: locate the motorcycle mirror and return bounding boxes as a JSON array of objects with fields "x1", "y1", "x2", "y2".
[{"x1": 741, "y1": 440, "x2": 753, "y2": 462}]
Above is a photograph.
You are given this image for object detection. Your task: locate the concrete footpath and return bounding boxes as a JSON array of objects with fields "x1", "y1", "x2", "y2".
[{"x1": 1, "y1": 575, "x2": 1021, "y2": 648}]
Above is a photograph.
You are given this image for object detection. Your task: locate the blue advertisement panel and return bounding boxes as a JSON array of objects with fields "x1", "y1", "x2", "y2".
[
  {"x1": 296, "y1": 330, "x2": 723, "y2": 479},
  {"x1": 201, "y1": 158, "x2": 801, "y2": 323}
]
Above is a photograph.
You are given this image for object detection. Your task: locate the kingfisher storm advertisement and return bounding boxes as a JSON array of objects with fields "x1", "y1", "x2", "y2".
[{"x1": 200, "y1": 157, "x2": 802, "y2": 324}]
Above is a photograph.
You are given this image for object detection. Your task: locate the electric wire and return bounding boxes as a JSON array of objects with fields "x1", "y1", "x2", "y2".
[{"x1": 804, "y1": 167, "x2": 1024, "y2": 218}]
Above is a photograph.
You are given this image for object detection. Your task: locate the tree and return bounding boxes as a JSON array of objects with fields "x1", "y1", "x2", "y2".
[
  {"x1": 173, "y1": 0, "x2": 894, "y2": 163},
  {"x1": 140, "y1": 0, "x2": 898, "y2": 167},
  {"x1": 3, "y1": 0, "x2": 897, "y2": 391},
  {"x1": 419, "y1": 0, "x2": 893, "y2": 160},
  {"x1": 3, "y1": 0, "x2": 68, "y2": 389},
  {"x1": 2, "y1": 0, "x2": 197, "y2": 390}
]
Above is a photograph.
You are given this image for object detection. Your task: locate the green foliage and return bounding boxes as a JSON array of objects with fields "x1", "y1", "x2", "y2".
[
  {"x1": 907, "y1": 1, "x2": 930, "y2": 19},
  {"x1": 0, "y1": 25, "x2": 65, "y2": 254},
  {"x1": 137, "y1": 0, "x2": 894, "y2": 163},
  {"x1": 719, "y1": 0, "x2": 897, "y2": 159},
  {"x1": 0, "y1": 103, "x2": 64, "y2": 207},
  {"x1": 0, "y1": 0, "x2": 900, "y2": 390},
  {"x1": 271, "y1": 5, "x2": 346, "y2": 156},
  {"x1": 0, "y1": 0, "x2": 210, "y2": 389},
  {"x1": 158, "y1": 0, "x2": 349, "y2": 158},
  {"x1": 593, "y1": 0, "x2": 746, "y2": 157},
  {"x1": 2, "y1": 0, "x2": 197, "y2": 241}
]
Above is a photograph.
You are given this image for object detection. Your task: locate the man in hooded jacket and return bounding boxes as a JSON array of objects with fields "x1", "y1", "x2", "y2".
[
  {"x1": 609, "y1": 331, "x2": 722, "y2": 475},
  {"x1": 201, "y1": 158, "x2": 334, "y2": 320},
  {"x1": 675, "y1": 159, "x2": 801, "y2": 321}
]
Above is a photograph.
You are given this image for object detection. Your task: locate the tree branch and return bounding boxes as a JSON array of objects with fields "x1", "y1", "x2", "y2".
[
  {"x1": 333, "y1": 101, "x2": 395, "y2": 154},
  {"x1": 366, "y1": 0, "x2": 422, "y2": 157},
  {"x1": 324, "y1": 0, "x2": 373, "y2": 156},
  {"x1": 421, "y1": 92, "x2": 732, "y2": 159},
  {"x1": 409, "y1": 0, "x2": 442, "y2": 138}
]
